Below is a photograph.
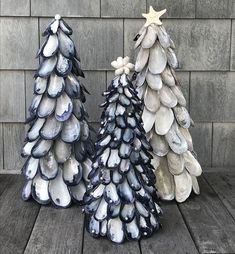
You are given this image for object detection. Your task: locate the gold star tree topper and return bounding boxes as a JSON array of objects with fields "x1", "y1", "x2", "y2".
[{"x1": 142, "y1": 6, "x2": 166, "y2": 27}]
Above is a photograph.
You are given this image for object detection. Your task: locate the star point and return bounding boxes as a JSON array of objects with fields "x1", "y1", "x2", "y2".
[{"x1": 142, "y1": 6, "x2": 166, "y2": 27}]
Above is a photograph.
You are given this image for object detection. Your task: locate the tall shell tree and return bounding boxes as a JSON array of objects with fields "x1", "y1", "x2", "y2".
[
  {"x1": 132, "y1": 7, "x2": 202, "y2": 203},
  {"x1": 84, "y1": 57, "x2": 162, "y2": 244},
  {"x1": 21, "y1": 15, "x2": 94, "y2": 208}
]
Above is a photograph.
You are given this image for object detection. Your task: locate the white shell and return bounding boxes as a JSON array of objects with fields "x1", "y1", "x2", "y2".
[
  {"x1": 47, "y1": 73, "x2": 64, "y2": 98},
  {"x1": 95, "y1": 197, "x2": 108, "y2": 221},
  {"x1": 155, "y1": 105, "x2": 174, "y2": 135},
  {"x1": 21, "y1": 139, "x2": 38, "y2": 157},
  {"x1": 91, "y1": 185, "x2": 105, "y2": 199},
  {"x1": 43, "y1": 34, "x2": 58, "y2": 57},
  {"x1": 173, "y1": 106, "x2": 190, "y2": 128},
  {"x1": 165, "y1": 122, "x2": 188, "y2": 154},
  {"x1": 133, "y1": 66, "x2": 147, "y2": 88},
  {"x1": 142, "y1": 107, "x2": 156, "y2": 133},
  {"x1": 171, "y1": 85, "x2": 186, "y2": 106},
  {"x1": 107, "y1": 218, "x2": 124, "y2": 243},
  {"x1": 49, "y1": 168, "x2": 71, "y2": 207},
  {"x1": 70, "y1": 181, "x2": 86, "y2": 202},
  {"x1": 159, "y1": 86, "x2": 177, "y2": 108},
  {"x1": 155, "y1": 157, "x2": 174, "y2": 201},
  {"x1": 166, "y1": 48, "x2": 178, "y2": 68},
  {"x1": 161, "y1": 67, "x2": 175, "y2": 87},
  {"x1": 180, "y1": 127, "x2": 194, "y2": 151},
  {"x1": 61, "y1": 114, "x2": 80, "y2": 143},
  {"x1": 141, "y1": 25, "x2": 157, "y2": 49},
  {"x1": 150, "y1": 152, "x2": 160, "y2": 169},
  {"x1": 154, "y1": 25, "x2": 170, "y2": 48},
  {"x1": 27, "y1": 118, "x2": 45, "y2": 140},
  {"x1": 135, "y1": 47, "x2": 150, "y2": 72},
  {"x1": 167, "y1": 151, "x2": 184, "y2": 175},
  {"x1": 63, "y1": 156, "x2": 81, "y2": 184},
  {"x1": 174, "y1": 170, "x2": 192, "y2": 203},
  {"x1": 55, "y1": 92, "x2": 73, "y2": 122},
  {"x1": 146, "y1": 71, "x2": 162, "y2": 90},
  {"x1": 39, "y1": 151, "x2": 58, "y2": 180},
  {"x1": 32, "y1": 174, "x2": 49, "y2": 203},
  {"x1": 24, "y1": 157, "x2": 39, "y2": 180},
  {"x1": 150, "y1": 131, "x2": 169, "y2": 156},
  {"x1": 148, "y1": 43, "x2": 167, "y2": 74},
  {"x1": 144, "y1": 86, "x2": 160, "y2": 112},
  {"x1": 192, "y1": 176, "x2": 200, "y2": 195},
  {"x1": 183, "y1": 151, "x2": 202, "y2": 177},
  {"x1": 54, "y1": 139, "x2": 71, "y2": 163},
  {"x1": 136, "y1": 83, "x2": 146, "y2": 99},
  {"x1": 134, "y1": 28, "x2": 147, "y2": 49}
]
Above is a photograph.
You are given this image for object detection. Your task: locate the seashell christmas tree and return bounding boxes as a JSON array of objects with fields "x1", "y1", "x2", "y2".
[
  {"x1": 84, "y1": 57, "x2": 162, "y2": 243},
  {"x1": 133, "y1": 7, "x2": 202, "y2": 203},
  {"x1": 21, "y1": 15, "x2": 94, "y2": 208}
]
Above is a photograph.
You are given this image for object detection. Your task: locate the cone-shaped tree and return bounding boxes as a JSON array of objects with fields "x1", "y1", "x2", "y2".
[
  {"x1": 132, "y1": 7, "x2": 202, "y2": 203},
  {"x1": 21, "y1": 15, "x2": 94, "y2": 208},
  {"x1": 84, "y1": 56, "x2": 162, "y2": 244}
]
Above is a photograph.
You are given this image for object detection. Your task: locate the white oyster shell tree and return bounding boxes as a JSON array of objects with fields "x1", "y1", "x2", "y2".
[{"x1": 133, "y1": 7, "x2": 202, "y2": 203}]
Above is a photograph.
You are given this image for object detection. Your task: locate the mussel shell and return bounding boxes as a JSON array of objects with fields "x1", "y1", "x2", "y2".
[
  {"x1": 56, "y1": 53, "x2": 72, "y2": 77},
  {"x1": 42, "y1": 34, "x2": 59, "y2": 58},
  {"x1": 31, "y1": 174, "x2": 50, "y2": 204},
  {"x1": 58, "y1": 29, "x2": 75, "y2": 59},
  {"x1": 54, "y1": 139, "x2": 72, "y2": 163},
  {"x1": 48, "y1": 168, "x2": 72, "y2": 208},
  {"x1": 39, "y1": 151, "x2": 58, "y2": 180},
  {"x1": 55, "y1": 92, "x2": 73, "y2": 122},
  {"x1": 40, "y1": 115, "x2": 63, "y2": 140},
  {"x1": 47, "y1": 73, "x2": 65, "y2": 98},
  {"x1": 37, "y1": 55, "x2": 57, "y2": 78},
  {"x1": 61, "y1": 114, "x2": 81, "y2": 143}
]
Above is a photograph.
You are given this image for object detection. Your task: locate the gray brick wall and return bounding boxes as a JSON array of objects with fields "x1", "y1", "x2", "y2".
[{"x1": 0, "y1": 0, "x2": 234, "y2": 172}]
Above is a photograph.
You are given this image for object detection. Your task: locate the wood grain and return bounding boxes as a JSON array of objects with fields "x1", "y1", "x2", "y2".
[
  {"x1": 0, "y1": 18, "x2": 38, "y2": 69},
  {"x1": 191, "y1": 72, "x2": 235, "y2": 122},
  {"x1": 204, "y1": 172, "x2": 235, "y2": 219},
  {"x1": 147, "y1": 0, "x2": 195, "y2": 18},
  {"x1": 179, "y1": 176, "x2": 235, "y2": 253},
  {"x1": 0, "y1": 175, "x2": 40, "y2": 254},
  {"x1": 24, "y1": 206, "x2": 84, "y2": 254},
  {"x1": 3, "y1": 123, "x2": 25, "y2": 171},
  {"x1": 25, "y1": 71, "x2": 35, "y2": 120},
  {"x1": 0, "y1": 124, "x2": 3, "y2": 169},
  {"x1": 212, "y1": 123, "x2": 235, "y2": 167},
  {"x1": 190, "y1": 123, "x2": 212, "y2": 167},
  {"x1": 101, "y1": 0, "x2": 146, "y2": 18},
  {"x1": 140, "y1": 202, "x2": 198, "y2": 254},
  {"x1": 31, "y1": 0, "x2": 100, "y2": 17},
  {"x1": 0, "y1": 0, "x2": 30, "y2": 16},
  {"x1": 0, "y1": 71, "x2": 25, "y2": 122},
  {"x1": 196, "y1": 0, "x2": 235, "y2": 18},
  {"x1": 231, "y1": 20, "x2": 235, "y2": 70},
  {"x1": 83, "y1": 71, "x2": 106, "y2": 122},
  {"x1": 0, "y1": 174, "x2": 12, "y2": 196},
  {"x1": 83, "y1": 230, "x2": 140, "y2": 254}
]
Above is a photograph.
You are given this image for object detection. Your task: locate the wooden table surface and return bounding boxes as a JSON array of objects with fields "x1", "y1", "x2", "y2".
[{"x1": 0, "y1": 171, "x2": 234, "y2": 254}]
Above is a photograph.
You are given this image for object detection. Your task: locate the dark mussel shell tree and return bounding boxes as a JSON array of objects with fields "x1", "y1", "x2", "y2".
[
  {"x1": 21, "y1": 14, "x2": 94, "y2": 208},
  {"x1": 84, "y1": 57, "x2": 162, "y2": 243}
]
